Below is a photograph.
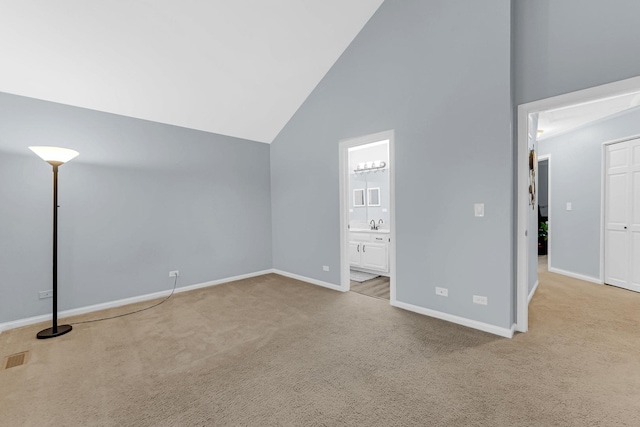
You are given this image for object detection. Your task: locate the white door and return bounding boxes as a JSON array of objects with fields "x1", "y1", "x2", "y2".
[
  {"x1": 605, "y1": 138, "x2": 640, "y2": 292},
  {"x1": 631, "y1": 139, "x2": 640, "y2": 291},
  {"x1": 361, "y1": 242, "x2": 388, "y2": 271}
]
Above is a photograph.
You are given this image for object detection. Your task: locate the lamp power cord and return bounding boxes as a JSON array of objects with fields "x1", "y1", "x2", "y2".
[{"x1": 70, "y1": 275, "x2": 178, "y2": 325}]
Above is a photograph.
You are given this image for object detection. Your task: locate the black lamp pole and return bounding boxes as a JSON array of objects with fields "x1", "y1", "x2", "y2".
[{"x1": 37, "y1": 161, "x2": 72, "y2": 339}]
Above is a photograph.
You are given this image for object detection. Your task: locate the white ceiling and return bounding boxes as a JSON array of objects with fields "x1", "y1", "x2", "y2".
[
  {"x1": 0, "y1": 0, "x2": 383, "y2": 143},
  {"x1": 538, "y1": 91, "x2": 640, "y2": 140}
]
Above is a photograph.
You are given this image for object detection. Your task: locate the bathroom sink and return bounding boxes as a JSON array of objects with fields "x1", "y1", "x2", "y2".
[{"x1": 350, "y1": 228, "x2": 390, "y2": 234}]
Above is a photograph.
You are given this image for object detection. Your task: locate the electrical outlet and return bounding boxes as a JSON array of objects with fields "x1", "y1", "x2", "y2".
[
  {"x1": 322, "y1": 265, "x2": 330, "y2": 272},
  {"x1": 435, "y1": 287, "x2": 448, "y2": 297},
  {"x1": 473, "y1": 295, "x2": 488, "y2": 305},
  {"x1": 474, "y1": 203, "x2": 485, "y2": 217},
  {"x1": 39, "y1": 290, "x2": 53, "y2": 299},
  {"x1": 169, "y1": 270, "x2": 179, "y2": 277}
]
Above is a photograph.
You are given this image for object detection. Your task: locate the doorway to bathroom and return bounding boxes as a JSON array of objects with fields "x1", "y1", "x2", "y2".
[{"x1": 339, "y1": 130, "x2": 396, "y2": 302}]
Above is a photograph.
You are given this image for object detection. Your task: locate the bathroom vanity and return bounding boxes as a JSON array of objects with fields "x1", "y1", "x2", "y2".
[{"x1": 348, "y1": 229, "x2": 390, "y2": 275}]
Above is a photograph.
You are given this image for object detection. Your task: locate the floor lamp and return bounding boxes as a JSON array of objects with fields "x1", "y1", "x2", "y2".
[{"x1": 29, "y1": 146, "x2": 79, "y2": 339}]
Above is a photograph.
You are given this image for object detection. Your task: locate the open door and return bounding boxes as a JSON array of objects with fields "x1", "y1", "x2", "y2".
[{"x1": 604, "y1": 138, "x2": 640, "y2": 292}]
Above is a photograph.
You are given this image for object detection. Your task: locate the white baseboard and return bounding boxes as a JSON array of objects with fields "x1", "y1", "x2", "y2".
[
  {"x1": 0, "y1": 269, "x2": 273, "y2": 335},
  {"x1": 271, "y1": 269, "x2": 345, "y2": 292},
  {"x1": 528, "y1": 280, "x2": 539, "y2": 305},
  {"x1": 391, "y1": 300, "x2": 514, "y2": 338},
  {"x1": 548, "y1": 267, "x2": 602, "y2": 284}
]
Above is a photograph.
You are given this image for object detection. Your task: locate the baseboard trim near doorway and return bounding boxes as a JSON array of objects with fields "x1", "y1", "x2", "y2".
[
  {"x1": 547, "y1": 267, "x2": 602, "y2": 284},
  {"x1": 528, "y1": 280, "x2": 539, "y2": 305},
  {"x1": 391, "y1": 300, "x2": 515, "y2": 338},
  {"x1": 271, "y1": 269, "x2": 345, "y2": 292},
  {"x1": 0, "y1": 269, "x2": 273, "y2": 336}
]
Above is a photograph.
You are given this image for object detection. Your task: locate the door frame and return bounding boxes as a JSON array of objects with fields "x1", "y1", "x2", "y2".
[
  {"x1": 537, "y1": 154, "x2": 551, "y2": 272},
  {"x1": 339, "y1": 129, "x2": 396, "y2": 303},
  {"x1": 601, "y1": 135, "x2": 640, "y2": 290},
  {"x1": 516, "y1": 75, "x2": 640, "y2": 332}
]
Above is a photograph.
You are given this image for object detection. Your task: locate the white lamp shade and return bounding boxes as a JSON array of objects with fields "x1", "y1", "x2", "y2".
[{"x1": 29, "y1": 146, "x2": 79, "y2": 164}]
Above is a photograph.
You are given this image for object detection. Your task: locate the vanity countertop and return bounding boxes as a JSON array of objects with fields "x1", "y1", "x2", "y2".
[{"x1": 350, "y1": 228, "x2": 390, "y2": 234}]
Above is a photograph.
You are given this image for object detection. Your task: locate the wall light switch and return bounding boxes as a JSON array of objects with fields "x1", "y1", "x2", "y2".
[
  {"x1": 382, "y1": 208, "x2": 388, "y2": 212},
  {"x1": 566, "y1": 202, "x2": 572, "y2": 211},
  {"x1": 322, "y1": 265, "x2": 329, "y2": 272},
  {"x1": 473, "y1": 295, "x2": 488, "y2": 305},
  {"x1": 474, "y1": 203, "x2": 485, "y2": 217}
]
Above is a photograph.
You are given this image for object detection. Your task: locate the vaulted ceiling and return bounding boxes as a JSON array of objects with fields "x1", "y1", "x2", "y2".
[{"x1": 0, "y1": 1, "x2": 384, "y2": 143}]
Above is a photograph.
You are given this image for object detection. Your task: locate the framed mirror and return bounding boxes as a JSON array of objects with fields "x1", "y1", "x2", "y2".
[
  {"x1": 353, "y1": 188, "x2": 365, "y2": 207},
  {"x1": 367, "y1": 187, "x2": 380, "y2": 206}
]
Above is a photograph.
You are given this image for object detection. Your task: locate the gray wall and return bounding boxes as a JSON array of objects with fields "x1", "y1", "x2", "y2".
[
  {"x1": 271, "y1": 0, "x2": 514, "y2": 328},
  {"x1": 0, "y1": 93, "x2": 272, "y2": 324},
  {"x1": 513, "y1": 0, "x2": 640, "y2": 106},
  {"x1": 538, "y1": 106, "x2": 640, "y2": 279}
]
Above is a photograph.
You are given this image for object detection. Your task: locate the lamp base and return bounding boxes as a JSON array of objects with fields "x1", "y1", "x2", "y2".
[{"x1": 36, "y1": 324, "x2": 72, "y2": 339}]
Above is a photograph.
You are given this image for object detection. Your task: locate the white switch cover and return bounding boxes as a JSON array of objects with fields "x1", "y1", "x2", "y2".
[
  {"x1": 473, "y1": 295, "x2": 488, "y2": 305},
  {"x1": 566, "y1": 202, "x2": 572, "y2": 211},
  {"x1": 474, "y1": 203, "x2": 485, "y2": 217},
  {"x1": 323, "y1": 265, "x2": 330, "y2": 271},
  {"x1": 382, "y1": 208, "x2": 388, "y2": 212},
  {"x1": 349, "y1": 209, "x2": 353, "y2": 213}
]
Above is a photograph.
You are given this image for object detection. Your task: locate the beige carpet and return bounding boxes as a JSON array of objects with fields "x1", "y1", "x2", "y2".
[
  {"x1": 1, "y1": 272, "x2": 639, "y2": 426},
  {"x1": 350, "y1": 275, "x2": 390, "y2": 300}
]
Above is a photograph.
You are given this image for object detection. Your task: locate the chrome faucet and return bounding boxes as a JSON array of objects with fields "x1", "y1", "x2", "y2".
[
  {"x1": 370, "y1": 219, "x2": 376, "y2": 230},
  {"x1": 378, "y1": 219, "x2": 384, "y2": 227}
]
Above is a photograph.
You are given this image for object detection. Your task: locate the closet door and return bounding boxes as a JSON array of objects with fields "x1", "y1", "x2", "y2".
[
  {"x1": 604, "y1": 138, "x2": 640, "y2": 292},
  {"x1": 630, "y1": 138, "x2": 640, "y2": 291}
]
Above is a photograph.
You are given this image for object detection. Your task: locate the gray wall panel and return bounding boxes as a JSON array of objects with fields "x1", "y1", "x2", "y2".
[
  {"x1": 0, "y1": 93, "x2": 272, "y2": 324},
  {"x1": 271, "y1": 0, "x2": 514, "y2": 328},
  {"x1": 514, "y1": 0, "x2": 640, "y2": 105}
]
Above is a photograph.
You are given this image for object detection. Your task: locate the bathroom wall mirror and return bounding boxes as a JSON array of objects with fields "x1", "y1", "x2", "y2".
[
  {"x1": 353, "y1": 188, "x2": 365, "y2": 207},
  {"x1": 367, "y1": 187, "x2": 380, "y2": 206}
]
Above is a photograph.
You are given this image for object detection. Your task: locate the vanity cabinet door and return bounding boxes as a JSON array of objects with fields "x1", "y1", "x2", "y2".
[
  {"x1": 349, "y1": 242, "x2": 362, "y2": 266},
  {"x1": 361, "y1": 242, "x2": 388, "y2": 271}
]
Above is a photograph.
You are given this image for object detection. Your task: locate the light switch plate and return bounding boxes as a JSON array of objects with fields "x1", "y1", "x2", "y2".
[
  {"x1": 473, "y1": 295, "x2": 488, "y2": 305},
  {"x1": 566, "y1": 202, "x2": 572, "y2": 211},
  {"x1": 474, "y1": 203, "x2": 484, "y2": 217}
]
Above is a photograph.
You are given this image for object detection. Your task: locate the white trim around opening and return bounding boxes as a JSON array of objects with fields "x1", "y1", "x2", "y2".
[
  {"x1": 517, "y1": 75, "x2": 640, "y2": 333},
  {"x1": 339, "y1": 130, "x2": 396, "y2": 304}
]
